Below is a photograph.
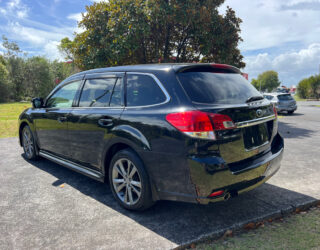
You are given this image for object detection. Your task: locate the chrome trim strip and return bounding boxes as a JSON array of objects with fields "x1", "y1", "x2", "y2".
[
  {"x1": 235, "y1": 115, "x2": 276, "y2": 128},
  {"x1": 39, "y1": 151, "x2": 103, "y2": 180},
  {"x1": 125, "y1": 72, "x2": 171, "y2": 108}
]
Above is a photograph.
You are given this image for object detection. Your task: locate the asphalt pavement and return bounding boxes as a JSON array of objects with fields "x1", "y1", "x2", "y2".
[{"x1": 0, "y1": 101, "x2": 319, "y2": 249}]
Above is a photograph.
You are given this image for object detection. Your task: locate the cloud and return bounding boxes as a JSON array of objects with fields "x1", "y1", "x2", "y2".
[
  {"x1": 280, "y1": 1, "x2": 320, "y2": 11},
  {"x1": 0, "y1": 43, "x2": 5, "y2": 54},
  {"x1": 0, "y1": 0, "x2": 29, "y2": 19},
  {"x1": 43, "y1": 40, "x2": 64, "y2": 60},
  {"x1": 0, "y1": 21, "x2": 74, "y2": 60},
  {"x1": 245, "y1": 43, "x2": 320, "y2": 85},
  {"x1": 67, "y1": 12, "x2": 83, "y2": 22},
  {"x1": 221, "y1": 0, "x2": 320, "y2": 51}
]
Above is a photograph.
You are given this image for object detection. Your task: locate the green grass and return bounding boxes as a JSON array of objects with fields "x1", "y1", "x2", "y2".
[
  {"x1": 0, "y1": 102, "x2": 31, "y2": 138},
  {"x1": 316, "y1": 105, "x2": 320, "y2": 108},
  {"x1": 293, "y1": 95, "x2": 306, "y2": 101},
  {"x1": 193, "y1": 206, "x2": 320, "y2": 250}
]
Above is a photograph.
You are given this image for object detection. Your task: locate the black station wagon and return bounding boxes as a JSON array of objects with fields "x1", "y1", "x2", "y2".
[{"x1": 19, "y1": 63, "x2": 284, "y2": 210}]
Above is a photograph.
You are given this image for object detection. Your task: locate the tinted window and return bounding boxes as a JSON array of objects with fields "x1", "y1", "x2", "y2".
[
  {"x1": 79, "y1": 78, "x2": 117, "y2": 107},
  {"x1": 178, "y1": 72, "x2": 261, "y2": 104},
  {"x1": 278, "y1": 94, "x2": 293, "y2": 101},
  {"x1": 126, "y1": 74, "x2": 166, "y2": 106},
  {"x1": 46, "y1": 80, "x2": 81, "y2": 108},
  {"x1": 110, "y1": 78, "x2": 123, "y2": 107}
]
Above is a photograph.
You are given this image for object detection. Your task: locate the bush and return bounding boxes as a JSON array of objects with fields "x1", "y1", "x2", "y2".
[{"x1": 297, "y1": 75, "x2": 320, "y2": 99}]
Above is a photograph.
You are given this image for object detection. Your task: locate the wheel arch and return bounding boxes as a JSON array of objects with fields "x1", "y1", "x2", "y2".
[
  {"x1": 19, "y1": 121, "x2": 30, "y2": 146},
  {"x1": 103, "y1": 142, "x2": 141, "y2": 181},
  {"x1": 102, "y1": 140, "x2": 160, "y2": 201}
]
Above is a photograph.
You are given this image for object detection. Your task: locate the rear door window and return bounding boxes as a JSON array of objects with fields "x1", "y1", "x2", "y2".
[
  {"x1": 126, "y1": 74, "x2": 166, "y2": 106},
  {"x1": 177, "y1": 72, "x2": 261, "y2": 104},
  {"x1": 79, "y1": 78, "x2": 117, "y2": 107}
]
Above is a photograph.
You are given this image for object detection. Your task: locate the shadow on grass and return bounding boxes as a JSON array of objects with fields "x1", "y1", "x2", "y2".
[{"x1": 24, "y1": 154, "x2": 317, "y2": 245}]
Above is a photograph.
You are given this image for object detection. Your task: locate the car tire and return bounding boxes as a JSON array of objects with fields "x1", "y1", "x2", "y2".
[
  {"x1": 22, "y1": 125, "x2": 38, "y2": 160},
  {"x1": 108, "y1": 149, "x2": 154, "y2": 211},
  {"x1": 288, "y1": 111, "x2": 294, "y2": 114}
]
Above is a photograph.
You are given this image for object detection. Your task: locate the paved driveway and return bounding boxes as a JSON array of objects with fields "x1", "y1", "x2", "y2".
[{"x1": 0, "y1": 101, "x2": 319, "y2": 249}]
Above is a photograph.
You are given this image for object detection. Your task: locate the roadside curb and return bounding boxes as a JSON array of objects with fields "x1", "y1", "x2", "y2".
[{"x1": 175, "y1": 199, "x2": 319, "y2": 250}]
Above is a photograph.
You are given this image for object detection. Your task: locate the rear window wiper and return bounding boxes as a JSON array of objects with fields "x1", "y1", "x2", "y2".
[{"x1": 246, "y1": 95, "x2": 264, "y2": 103}]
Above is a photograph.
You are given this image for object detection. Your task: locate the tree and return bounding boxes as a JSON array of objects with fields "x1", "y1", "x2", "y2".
[
  {"x1": 2, "y1": 35, "x2": 22, "y2": 58},
  {"x1": 24, "y1": 57, "x2": 54, "y2": 98},
  {"x1": 297, "y1": 78, "x2": 311, "y2": 99},
  {"x1": 60, "y1": 0, "x2": 245, "y2": 70},
  {"x1": 309, "y1": 75, "x2": 320, "y2": 100},
  {"x1": 58, "y1": 37, "x2": 75, "y2": 61},
  {"x1": 251, "y1": 71, "x2": 281, "y2": 92},
  {"x1": 2, "y1": 36, "x2": 26, "y2": 100},
  {"x1": 0, "y1": 57, "x2": 9, "y2": 102},
  {"x1": 51, "y1": 60, "x2": 79, "y2": 85},
  {"x1": 297, "y1": 74, "x2": 320, "y2": 99},
  {"x1": 0, "y1": 37, "x2": 79, "y2": 102}
]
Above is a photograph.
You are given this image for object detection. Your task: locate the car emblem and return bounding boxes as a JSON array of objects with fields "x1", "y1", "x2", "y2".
[{"x1": 256, "y1": 109, "x2": 263, "y2": 117}]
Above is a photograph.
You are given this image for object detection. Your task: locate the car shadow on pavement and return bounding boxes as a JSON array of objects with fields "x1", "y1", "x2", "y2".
[
  {"x1": 279, "y1": 112, "x2": 304, "y2": 116},
  {"x1": 278, "y1": 120, "x2": 314, "y2": 139},
  {"x1": 24, "y1": 154, "x2": 318, "y2": 246}
]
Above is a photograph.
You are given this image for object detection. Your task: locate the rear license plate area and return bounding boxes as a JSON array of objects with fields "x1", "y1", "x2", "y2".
[{"x1": 243, "y1": 123, "x2": 269, "y2": 150}]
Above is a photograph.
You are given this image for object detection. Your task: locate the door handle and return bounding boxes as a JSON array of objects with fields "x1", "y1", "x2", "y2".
[
  {"x1": 98, "y1": 118, "x2": 113, "y2": 127},
  {"x1": 58, "y1": 116, "x2": 67, "y2": 123}
]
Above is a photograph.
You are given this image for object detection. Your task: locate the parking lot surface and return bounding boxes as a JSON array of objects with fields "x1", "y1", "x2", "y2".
[{"x1": 0, "y1": 101, "x2": 319, "y2": 249}]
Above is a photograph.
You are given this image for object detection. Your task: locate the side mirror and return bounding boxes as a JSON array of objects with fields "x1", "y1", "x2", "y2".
[{"x1": 32, "y1": 97, "x2": 44, "y2": 108}]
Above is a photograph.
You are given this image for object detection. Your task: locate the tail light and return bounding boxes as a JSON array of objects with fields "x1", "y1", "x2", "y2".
[
  {"x1": 165, "y1": 110, "x2": 235, "y2": 140},
  {"x1": 208, "y1": 190, "x2": 224, "y2": 198}
]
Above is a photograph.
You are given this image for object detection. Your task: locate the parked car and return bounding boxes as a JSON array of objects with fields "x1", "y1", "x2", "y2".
[
  {"x1": 19, "y1": 63, "x2": 284, "y2": 211},
  {"x1": 263, "y1": 93, "x2": 297, "y2": 114}
]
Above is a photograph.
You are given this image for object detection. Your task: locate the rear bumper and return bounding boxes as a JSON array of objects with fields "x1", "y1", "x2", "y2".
[
  {"x1": 276, "y1": 104, "x2": 297, "y2": 112},
  {"x1": 198, "y1": 145, "x2": 283, "y2": 204},
  {"x1": 157, "y1": 133, "x2": 284, "y2": 204},
  {"x1": 193, "y1": 133, "x2": 284, "y2": 204}
]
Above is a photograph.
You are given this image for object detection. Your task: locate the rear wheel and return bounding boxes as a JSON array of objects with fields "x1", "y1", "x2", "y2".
[
  {"x1": 288, "y1": 111, "x2": 294, "y2": 114},
  {"x1": 22, "y1": 125, "x2": 38, "y2": 160},
  {"x1": 108, "y1": 149, "x2": 154, "y2": 211}
]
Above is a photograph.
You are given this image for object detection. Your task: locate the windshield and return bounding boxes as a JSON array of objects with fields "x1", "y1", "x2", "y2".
[
  {"x1": 278, "y1": 94, "x2": 293, "y2": 101},
  {"x1": 177, "y1": 72, "x2": 261, "y2": 104}
]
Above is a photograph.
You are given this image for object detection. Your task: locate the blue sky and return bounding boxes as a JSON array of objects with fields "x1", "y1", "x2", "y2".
[{"x1": 0, "y1": 0, "x2": 320, "y2": 87}]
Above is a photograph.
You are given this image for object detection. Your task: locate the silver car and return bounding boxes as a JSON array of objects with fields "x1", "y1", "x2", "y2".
[{"x1": 264, "y1": 93, "x2": 297, "y2": 114}]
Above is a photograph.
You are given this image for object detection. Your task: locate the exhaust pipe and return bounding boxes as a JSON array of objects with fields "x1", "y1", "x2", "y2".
[{"x1": 224, "y1": 192, "x2": 231, "y2": 201}]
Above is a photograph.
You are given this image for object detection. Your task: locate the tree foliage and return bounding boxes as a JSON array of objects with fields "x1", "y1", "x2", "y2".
[
  {"x1": 297, "y1": 75, "x2": 320, "y2": 99},
  {"x1": 0, "y1": 56, "x2": 9, "y2": 102},
  {"x1": 251, "y1": 71, "x2": 281, "y2": 92},
  {"x1": 0, "y1": 37, "x2": 79, "y2": 102},
  {"x1": 58, "y1": 37, "x2": 74, "y2": 61},
  {"x1": 61, "y1": 0, "x2": 245, "y2": 70}
]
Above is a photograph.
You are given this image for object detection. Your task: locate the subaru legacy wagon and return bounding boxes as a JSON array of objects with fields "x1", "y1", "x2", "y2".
[{"x1": 19, "y1": 63, "x2": 284, "y2": 211}]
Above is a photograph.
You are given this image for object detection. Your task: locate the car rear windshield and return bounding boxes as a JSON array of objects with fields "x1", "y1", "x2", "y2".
[
  {"x1": 277, "y1": 94, "x2": 293, "y2": 101},
  {"x1": 177, "y1": 72, "x2": 261, "y2": 104}
]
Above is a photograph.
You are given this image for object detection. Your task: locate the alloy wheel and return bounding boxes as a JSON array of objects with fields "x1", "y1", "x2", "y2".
[
  {"x1": 112, "y1": 158, "x2": 142, "y2": 206},
  {"x1": 23, "y1": 127, "x2": 34, "y2": 159}
]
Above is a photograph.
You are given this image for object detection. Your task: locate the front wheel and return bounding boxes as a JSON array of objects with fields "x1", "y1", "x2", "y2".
[
  {"x1": 288, "y1": 111, "x2": 294, "y2": 114},
  {"x1": 108, "y1": 149, "x2": 154, "y2": 211},
  {"x1": 22, "y1": 125, "x2": 38, "y2": 160}
]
